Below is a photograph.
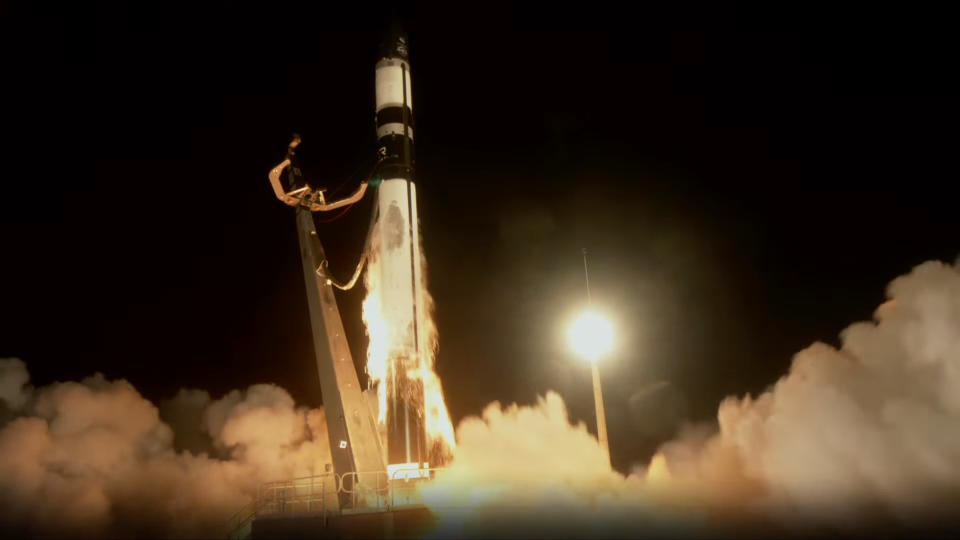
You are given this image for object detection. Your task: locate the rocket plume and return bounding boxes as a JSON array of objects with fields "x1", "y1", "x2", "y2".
[{"x1": 362, "y1": 217, "x2": 456, "y2": 465}]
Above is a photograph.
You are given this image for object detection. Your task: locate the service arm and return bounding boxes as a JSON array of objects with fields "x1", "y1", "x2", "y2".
[
  {"x1": 308, "y1": 182, "x2": 368, "y2": 212},
  {"x1": 268, "y1": 158, "x2": 300, "y2": 205},
  {"x1": 268, "y1": 157, "x2": 369, "y2": 211}
]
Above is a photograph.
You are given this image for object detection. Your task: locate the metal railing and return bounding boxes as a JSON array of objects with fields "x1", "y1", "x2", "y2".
[
  {"x1": 225, "y1": 468, "x2": 447, "y2": 538},
  {"x1": 258, "y1": 473, "x2": 338, "y2": 517},
  {"x1": 225, "y1": 499, "x2": 260, "y2": 540},
  {"x1": 339, "y1": 471, "x2": 391, "y2": 512}
]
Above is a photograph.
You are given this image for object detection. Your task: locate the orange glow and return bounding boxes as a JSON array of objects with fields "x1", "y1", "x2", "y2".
[
  {"x1": 362, "y1": 232, "x2": 456, "y2": 460},
  {"x1": 566, "y1": 310, "x2": 615, "y2": 362},
  {"x1": 361, "y1": 264, "x2": 389, "y2": 424},
  {"x1": 645, "y1": 452, "x2": 672, "y2": 485}
]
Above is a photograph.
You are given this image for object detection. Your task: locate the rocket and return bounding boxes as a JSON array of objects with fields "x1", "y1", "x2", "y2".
[
  {"x1": 266, "y1": 24, "x2": 440, "y2": 488},
  {"x1": 372, "y1": 26, "x2": 430, "y2": 468}
]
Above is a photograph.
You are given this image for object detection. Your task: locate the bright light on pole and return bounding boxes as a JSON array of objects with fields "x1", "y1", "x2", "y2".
[
  {"x1": 567, "y1": 311, "x2": 614, "y2": 362},
  {"x1": 569, "y1": 248, "x2": 612, "y2": 465}
]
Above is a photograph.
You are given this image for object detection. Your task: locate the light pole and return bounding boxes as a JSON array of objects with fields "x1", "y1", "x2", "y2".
[
  {"x1": 590, "y1": 351, "x2": 610, "y2": 461},
  {"x1": 572, "y1": 248, "x2": 611, "y2": 463}
]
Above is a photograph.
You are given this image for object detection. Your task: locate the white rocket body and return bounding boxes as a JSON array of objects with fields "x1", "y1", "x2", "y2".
[
  {"x1": 372, "y1": 32, "x2": 429, "y2": 467},
  {"x1": 374, "y1": 180, "x2": 424, "y2": 368}
]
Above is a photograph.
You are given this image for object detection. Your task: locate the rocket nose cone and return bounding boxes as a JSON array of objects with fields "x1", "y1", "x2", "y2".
[{"x1": 379, "y1": 22, "x2": 410, "y2": 61}]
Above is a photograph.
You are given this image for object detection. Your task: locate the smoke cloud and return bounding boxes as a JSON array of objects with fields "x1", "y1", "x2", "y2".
[
  {"x1": 0, "y1": 364, "x2": 336, "y2": 538},
  {"x1": 705, "y1": 259, "x2": 960, "y2": 532},
  {"x1": 417, "y1": 392, "x2": 709, "y2": 538},
  {"x1": 1, "y1": 259, "x2": 957, "y2": 537},
  {"x1": 415, "y1": 259, "x2": 960, "y2": 537}
]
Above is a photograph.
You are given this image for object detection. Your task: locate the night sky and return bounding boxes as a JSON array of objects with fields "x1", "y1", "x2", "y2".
[{"x1": 3, "y1": 3, "x2": 958, "y2": 473}]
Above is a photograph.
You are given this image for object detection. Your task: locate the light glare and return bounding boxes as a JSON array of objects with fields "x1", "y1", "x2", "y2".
[{"x1": 567, "y1": 310, "x2": 614, "y2": 362}]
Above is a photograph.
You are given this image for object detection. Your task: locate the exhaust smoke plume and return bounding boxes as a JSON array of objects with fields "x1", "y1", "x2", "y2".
[
  {"x1": 0, "y1": 364, "x2": 346, "y2": 538},
  {"x1": 416, "y1": 392, "x2": 710, "y2": 538},
  {"x1": 703, "y1": 259, "x2": 960, "y2": 532},
  {"x1": 1, "y1": 259, "x2": 957, "y2": 537},
  {"x1": 414, "y1": 259, "x2": 960, "y2": 536}
]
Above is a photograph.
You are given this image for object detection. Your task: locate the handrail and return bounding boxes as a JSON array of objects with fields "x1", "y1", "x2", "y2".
[
  {"x1": 259, "y1": 472, "x2": 339, "y2": 488},
  {"x1": 339, "y1": 471, "x2": 391, "y2": 511},
  {"x1": 225, "y1": 468, "x2": 448, "y2": 538}
]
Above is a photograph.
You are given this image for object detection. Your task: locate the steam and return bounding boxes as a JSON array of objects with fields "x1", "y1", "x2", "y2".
[
  {"x1": 704, "y1": 259, "x2": 960, "y2": 531},
  {"x1": 1, "y1": 259, "x2": 957, "y2": 537},
  {"x1": 417, "y1": 393, "x2": 706, "y2": 538},
  {"x1": 415, "y1": 259, "x2": 960, "y2": 536},
  {"x1": 0, "y1": 364, "x2": 336, "y2": 538}
]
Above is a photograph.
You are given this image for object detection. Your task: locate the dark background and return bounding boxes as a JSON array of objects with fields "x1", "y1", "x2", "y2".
[{"x1": 2, "y1": 2, "x2": 958, "y2": 472}]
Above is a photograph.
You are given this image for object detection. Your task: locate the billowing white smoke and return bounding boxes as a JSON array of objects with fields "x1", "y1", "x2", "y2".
[
  {"x1": 415, "y1": 259, "x2": 960, "y2": 536},
  {"x1": 706, "y1": 259, "x2": 960, "y2": 531},
  {"x1": 417, "y1": 392, "x2": 708, "y2": 538},
  {"x1": 0, "y1": 362, "x2": 340, "y2": 538},
  {"x1": 1, "y1": 259, "x2": 957, "y2": 537}
]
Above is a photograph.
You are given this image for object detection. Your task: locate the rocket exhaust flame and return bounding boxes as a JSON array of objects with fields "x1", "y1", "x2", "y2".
[{"x1": 361, "y1": 207, "x2": 456, "y2": 466}]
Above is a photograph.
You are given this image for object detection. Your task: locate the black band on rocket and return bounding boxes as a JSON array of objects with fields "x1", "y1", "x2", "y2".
[{"x1": 376, "y1": 106, "x2": 415, "y2": 130}]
